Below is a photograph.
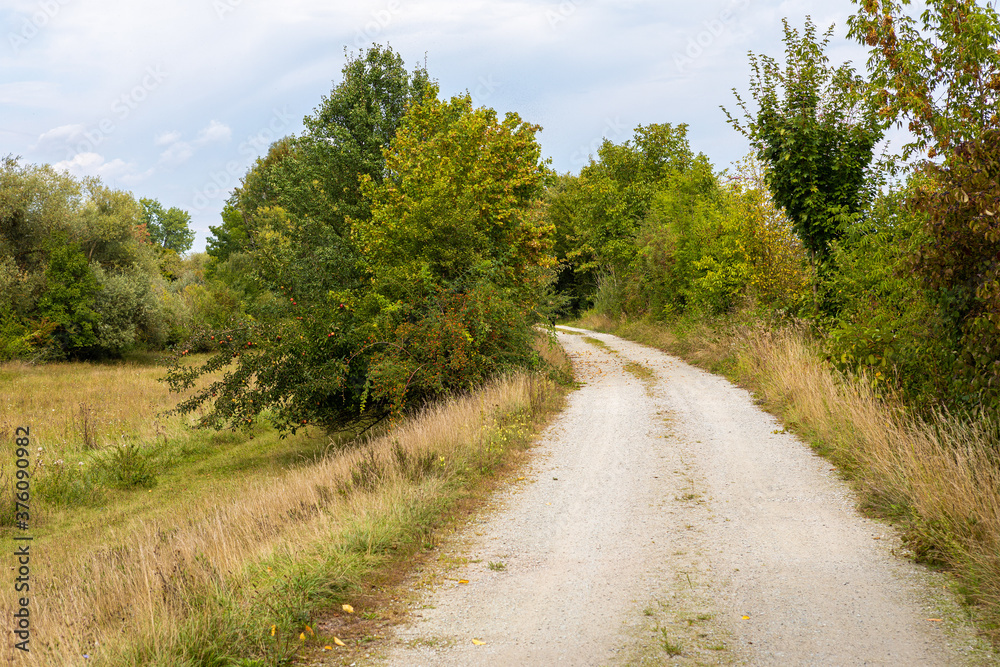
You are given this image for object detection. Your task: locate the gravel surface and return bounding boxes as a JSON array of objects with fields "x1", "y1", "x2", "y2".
[{"x1": 377, "y1": 328, "x2": 993, "y2": 666}]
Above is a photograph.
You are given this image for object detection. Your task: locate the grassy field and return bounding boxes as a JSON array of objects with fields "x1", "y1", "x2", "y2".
[
  {"x1": 0, "y1": 333, "x2": 571, "y2": 666},
  {"x1": 574, "y1": 311, "x2": 1000, "y2": 647}
]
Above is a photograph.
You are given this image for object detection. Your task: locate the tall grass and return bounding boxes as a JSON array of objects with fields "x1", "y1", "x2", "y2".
[
  {"x1": 0, "y1": 371, "x2": 560, "y2": 665},
  {"x1": 0, "y1": 355, "x2": 212, "y2": 452},
  {"x1": 576, "y1": 312, "x2": 1000, "y2": 643}
]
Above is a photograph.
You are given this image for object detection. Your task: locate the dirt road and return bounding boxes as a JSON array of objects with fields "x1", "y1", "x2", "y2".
[{"x1": 379, "y1": 328, "x2": 991, "y2": 665}]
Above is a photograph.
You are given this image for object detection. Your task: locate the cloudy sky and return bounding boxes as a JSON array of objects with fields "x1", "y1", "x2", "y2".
[{"x1": 1, "y1": 0, "x2": 872, "y2": 252}]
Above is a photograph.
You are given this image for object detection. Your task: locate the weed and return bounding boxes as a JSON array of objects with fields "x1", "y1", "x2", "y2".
[
  {"x1": 487, "y1": 561, "x2": 506, "y2": 572},
  {"x1": 657, "y1": 627, "x2": 683, "y2": 657},
  {"x1": 101, "y1": 440, "x2": 157, "y2": 490},
  {"x1": 582, "y1": 336, "x2": 612, "y2": 352},
  {"x1": 623, "y1": 361, "x2": 654, "y2": 382},
  {"x1": 34, "y1": 459, "x2": 106, "y2": 506}
]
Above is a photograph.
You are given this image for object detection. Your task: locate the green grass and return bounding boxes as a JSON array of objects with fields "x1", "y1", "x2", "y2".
[{"x1": 582, "y1": 336, "x2": 613, "y2": 351}]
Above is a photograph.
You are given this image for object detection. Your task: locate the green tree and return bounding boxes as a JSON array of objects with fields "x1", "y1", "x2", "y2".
[
  {"x1": 139, "y1": 198, "x2": 195, "y2": 255},
  {"x1": 0, "y1": 157, "x2": 198, "y2": 359},
  {"x1": 169, "y1": 48, "x2": 551, "y2": 435},
  {"x1": 205, "y1": 203, "x2": 249, "y2": 266},
  {"x1": 37, "y1": 242, "x2": 100, "y2": 354},
  {"x1": 573, "y1": 124, "x2": 697, "y2": 278},
  {"x1": 723, "y1": 17, "x2": 884, "y2": 262},
  {"x1": 353, "y1": 93, "x2": 553, "y2": 412},
  {"x1": 849, "y1": 0, "x2": 1000, "y2": 405}
]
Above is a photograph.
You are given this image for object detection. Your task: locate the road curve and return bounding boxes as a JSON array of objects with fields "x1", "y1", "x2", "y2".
[{"x1": 379, "y1": 328, "x2": 989, "y2": 666}]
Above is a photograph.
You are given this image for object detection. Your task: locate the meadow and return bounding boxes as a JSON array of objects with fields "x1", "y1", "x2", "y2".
[{"x1": 0, "y1": 334, "x2": 570, "y2": 666}]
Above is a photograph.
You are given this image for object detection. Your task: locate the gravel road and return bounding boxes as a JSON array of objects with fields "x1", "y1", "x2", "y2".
[{"x1": 379, "y1": 328, "x2": 992, "y2": 666}]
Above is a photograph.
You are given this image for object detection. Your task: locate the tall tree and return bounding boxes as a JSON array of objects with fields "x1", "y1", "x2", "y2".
[
  {"x1": 139, "y1": 198, "x2": 195, "y2": 255},
  {"x1": 573, "y1": 123, "x2": 697, "y2": 277},
  {"x1": 723, "y1": 17, "x2": 884, "y2": 262},
  {"x1": 170, "y1": 47, "x2": 552, "y2": 434}
]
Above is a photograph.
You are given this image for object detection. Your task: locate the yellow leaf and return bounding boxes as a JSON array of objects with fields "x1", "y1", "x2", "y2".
[
  {"x1": 299, "y1": 632, "x2": 306, "y2": 640},
  {"x1": 472, "y1": 638, "x2": 486, "y2": 645},
  {"x1": 323, "y1": 645, "x2": 332, "y2": 650},
  {"x1": 458, "y1": 579, "x2": 469, "y2": 584},
  {"x1": 270, "y1": 625, "x2": 276, "y2": 636},
  {"x1": 927, "y1": 618, "x2": 943, "y2": 622},
  {"x1": 306, "y1": 625, "x2": 314, "y2": 635},
  {"x1": 741, "y1": 615, "x2": 750, "y2": 620},
  {"x1": 334, "y1": 637, "x2": 346, "y2": 646},
  {"x1": 342, "y1": 603, "x2": 355, "y2": 614}
]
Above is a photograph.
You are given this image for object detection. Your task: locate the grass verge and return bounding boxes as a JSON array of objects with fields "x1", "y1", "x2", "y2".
[
  {"x1": 1, "y1": 352, "x2": 568, "y2": 665},
  {"x1": 574, "y1": 310, "x2": 1000, "y2": 646}
]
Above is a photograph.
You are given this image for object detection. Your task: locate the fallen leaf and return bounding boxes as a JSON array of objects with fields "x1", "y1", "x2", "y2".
[
  {"x1": 458, "y1": 579, "x2": 469, "y2": 584},
  {"x1": 323, "y1": 646, "x2": 332, "y2": 651},
  {"x1": 334, "y1": 637, "x2": 346, "y2": 646},
  {"x1": 342, "y1": 604, "x2": 355, "y2": 614},
  {"x1": 270, "y1": 625, "x2": 276, "y2": 637},
  {"x1": 305, "y1": 625, "x2": 314, "y2": 636},
  {"x1": 927, "y1": 618, "x2": 943, "y2": 622},
  {"x1": 741, "y1": 615, "x2": 750, "y2": 620},
  {"x1": 299, "y1": 632, "x2": 306, "y2": 640},
  {"x1": 472, "y1": 638, "x2": 486, "y2": 645}
]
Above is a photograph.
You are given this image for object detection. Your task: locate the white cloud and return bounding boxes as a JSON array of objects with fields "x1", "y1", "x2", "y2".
[
  {"x1": 51, "y1": 152, "x2": 152, "y2": 184},
  {"x1": 52, "y1": 152, "x2": 104, "y2": 175},
  {"x1": 154, "y1": 130, "x2": 182, "y2": 146},
  {"x1": 197, "y1": 120, "x2": 232, "y2": 144},
  {"x1": 32, "y1": 124, "x2": 86, "y2": 150},
  {"x1": 0, "y1": 81, "x2": 62, "y2": 108},
  {"x1": 159, "y1": 141, "x2": 194, "y2": 166},
  {"x1": 157, "y1": 120, "x2": 231, "y2": 166}
]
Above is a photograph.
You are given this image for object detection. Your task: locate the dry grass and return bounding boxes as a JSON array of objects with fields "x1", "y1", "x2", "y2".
[
  {"x1": 0, "y1": 355, "x2": 213, "y2": 451},
  {"x1": 534, "y1": 328, "x2": 573, "y2": 382},
  {"x1": 578, "y1": 311, "x2": 1000, "y2": 644},
  {"x1": 1, "y1": 371, "x2": 560, "y2": 665}
]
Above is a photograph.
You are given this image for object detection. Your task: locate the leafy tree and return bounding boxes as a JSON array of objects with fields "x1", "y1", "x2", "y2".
[
  {"x1": 205, "y1": 203, "x2": 249, "y2": 266},
  {"x1": 849, "y1": 0, "x2": 1000, "y2": 404},
  {"x1": 572, "y1": 124, "x2": 697, "y2": 278},
  {"x1": 169, "y1": 48, "x2": 551, "y2": 435},
  {"x1": 209, "y1": 45, "x2": 433, "y2": 304},
  {"x1": 0, "y1": 157, "x2": 198, "y2": 359},
  {"x1": 543, "y1": 173, "x2": 594, "y2": 315},
  {"x1": 37, "y1": 242, "x2": 100, "y2": 354},
  {"x1": 353, "y1": 93, "x2": 553, "y2": 411},
  {"x1": 139, "y1": 198, "x2": 195, "y2": 255},
  {"x1": 723, "y1": 17, "x2": 884, "y2": 262}
]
